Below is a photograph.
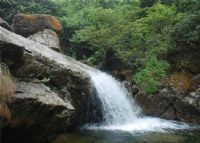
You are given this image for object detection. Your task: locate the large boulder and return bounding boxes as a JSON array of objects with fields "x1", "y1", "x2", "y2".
[
  {"x1": 0, "y1": 26, "x2": 98, "y2": 142},
  {"x1": 12, "y1": 14, "x2": 62, "y2": 37},
  {"x1": 2, "y1": 81, "x2": 74, "y2": 143},
  {"x1": 28, "y1": 29, "x2": 61, "y2": 51},
  {"x1": 0, "y1": 26, "x2": 93, "y2": 112},
  {"x1": 0, "y1": 25, "x2": 94, "y2": 121}
]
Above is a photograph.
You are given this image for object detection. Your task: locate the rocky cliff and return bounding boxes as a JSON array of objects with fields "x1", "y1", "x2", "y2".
[{"x1": 0, "y1": 25, "x2": 95, "y2": 143}]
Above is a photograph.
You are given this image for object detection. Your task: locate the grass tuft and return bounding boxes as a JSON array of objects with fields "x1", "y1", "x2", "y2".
[{"x1": 0, "y1": 62, "x2": 15, "y2": 121}]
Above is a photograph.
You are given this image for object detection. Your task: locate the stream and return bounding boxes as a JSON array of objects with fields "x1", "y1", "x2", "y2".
[{"x1": 52, "y1": 128, "x2": 200, "y2": 143}]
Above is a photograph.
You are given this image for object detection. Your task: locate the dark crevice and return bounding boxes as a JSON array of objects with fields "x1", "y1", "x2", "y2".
[
  {"x1": 172, "y1": 104, "x2": 180, "y2": 121},
  {"x1": 160, "y1": 97, "x2": 177, "y2": 118}
]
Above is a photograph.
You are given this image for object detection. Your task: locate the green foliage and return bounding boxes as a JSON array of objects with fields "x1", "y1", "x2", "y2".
[
  {"x1": 53, "y1": 0, "x2": 139, "y2": 58},
  {"x1": 70, "y1": 3, "x2": 177, "y2": 93},
  {"x1": 52, "y1": 1, "x2": 181, "y2": 93},
  {"x1": 1, "y1": 0, "x2": 199, "y2": 94},
  {"x1": 139, "y1": 0, "x2": 175, "y2": 8},
  {"x1": 71, "y1": 7, "x2": 126, "y2": 56},
  {"x1": 129, "y1": 3, "x2": 179, "y2": 93},
  {"x1": 0, "y1": 0, "x2": 56, "y2": 23},
  {"x1": 173, "y1": 13, "x2": 200, "y2": 43},
  {"x1": 134, "y1": 57, "x2": 169, "y2": 93}
]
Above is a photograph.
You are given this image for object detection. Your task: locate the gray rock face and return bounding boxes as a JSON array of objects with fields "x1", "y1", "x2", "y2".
[
  {"x1": 0, "y1": 26, "x2": 95, "y2": 142},
  {"x1": 0, "y1": 26, "x2": 93, "y2": 115},
  {"x1": 3, "y1": 81, "x2": 74, "y2": 142},
  {"x1": 0, "y1": 25, "x2": 94, "y2": 113},
  {"x1": 0, "y1": 26, "x2": 92, "y2": 76},
  {"x1": 135, "y1": 88, "x2": 200, "y2": 124},
  {"x1": 15, "y1": 81, "x2": 74, "y2": 109},
  {"x1": 28, "y1": 29, "x2": 61, "y2": 51}
]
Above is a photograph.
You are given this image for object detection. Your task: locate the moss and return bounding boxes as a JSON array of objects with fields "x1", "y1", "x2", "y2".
[{"x1": 169, "y1": 71, "x2": 193, "y2": 92}]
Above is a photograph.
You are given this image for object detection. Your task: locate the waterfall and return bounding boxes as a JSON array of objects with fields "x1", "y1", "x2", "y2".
[
  {"x1": 88, "y1": 70, "x2": 141, "y2": 125},
  {"x1": 86, "y1": 70, "x2": 191, "y2": 132}
]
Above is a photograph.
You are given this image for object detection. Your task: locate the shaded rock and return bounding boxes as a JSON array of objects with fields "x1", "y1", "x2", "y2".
[
  {"x1": 135, "y1": 92, "x2": 175, "y2": 118},
  {"x1": 174, "y1": 94, "x2": 200, "y2": 123},
  {"x1": 28, "y1": 29, "x2": 61, "y2": 52},
  {"x1": 0, "y1": 41, "x2": 24, "y2": 69},
  {"x1": 135, "y1": 87, "x2": 200, "y2": 124},
  {"x1": 0, "y1": 18, "x2": 11, "y2": 30},
  {"x1": 12, "y1": 13, "x2": 62, "y2": 37},
  {"x1": 2, "y1": 81, "x2": 74, "y2": 143}
]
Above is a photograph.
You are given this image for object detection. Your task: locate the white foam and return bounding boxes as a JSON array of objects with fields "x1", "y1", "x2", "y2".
[{"x1": 85, "y1": 117, "x2": 190, "y2": 133}]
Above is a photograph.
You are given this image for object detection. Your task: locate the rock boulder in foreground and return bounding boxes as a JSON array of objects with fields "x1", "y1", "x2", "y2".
[{"x1": 0, "y1": 26, "x2": 95, "y2": 143}]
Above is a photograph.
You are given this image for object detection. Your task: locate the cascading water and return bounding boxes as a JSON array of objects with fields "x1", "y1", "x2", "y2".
[
  {"x1": 88, "y1": 71, "x2": 141, "y2": 125},
  {"x1": 86, "y1": 70, "x2": 192, "y2": 132}
]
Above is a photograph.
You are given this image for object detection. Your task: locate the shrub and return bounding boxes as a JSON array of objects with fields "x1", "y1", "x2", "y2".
[{"x1": 134, "y1": 57, "x2": 169, "y2": 93}]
